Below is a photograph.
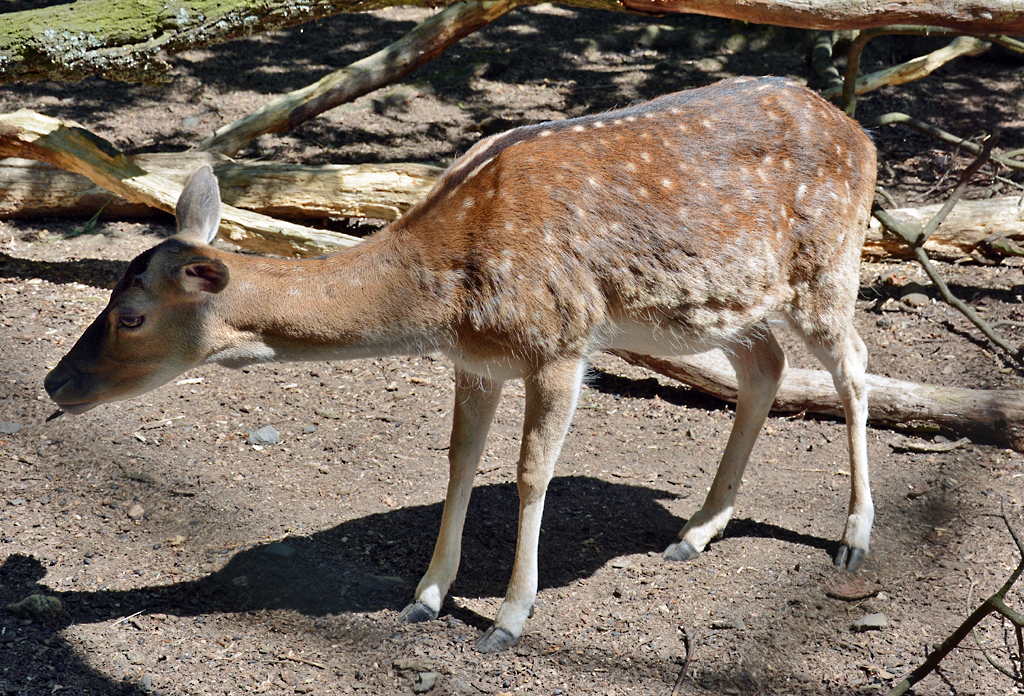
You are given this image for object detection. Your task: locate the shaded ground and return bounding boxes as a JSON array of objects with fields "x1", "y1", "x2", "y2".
[{"x1": 2, "y1": 5, "x2": 1024, "y2": 695}]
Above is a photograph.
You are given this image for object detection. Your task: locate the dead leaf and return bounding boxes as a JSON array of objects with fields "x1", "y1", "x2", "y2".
[{"x1": 826, "y1": 577, "x2": 883, "y2": 601}]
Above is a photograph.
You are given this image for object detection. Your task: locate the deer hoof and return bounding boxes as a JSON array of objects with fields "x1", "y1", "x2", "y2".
[
  {"x1": 475, "y1": 627, "x2": 518, "y2": 653},
  {"x1": 397, "y1": 601, "x2": 438, "y2": 624},
  {"x1": 662, "y1": 539, "x2": 700, "y2": 562},
  {"x1": 834, "y1": 545, "x2": 867, "y2": 572}
]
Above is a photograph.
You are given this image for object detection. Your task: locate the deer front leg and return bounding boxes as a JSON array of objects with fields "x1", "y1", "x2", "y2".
[
  {"x1": 475, "y1": 359, "x2": 584, "y2": 653},
  {"x1": 664, "y1": 332, "x2": 786, "y2": 561},
  {"x1": 399, "y1": 370, "x2": 503, "y2": 624}
]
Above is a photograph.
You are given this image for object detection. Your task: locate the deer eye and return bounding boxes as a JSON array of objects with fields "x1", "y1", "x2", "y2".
[{"x1": 118, "y1": 315, "x2": 144, "y2": 329}]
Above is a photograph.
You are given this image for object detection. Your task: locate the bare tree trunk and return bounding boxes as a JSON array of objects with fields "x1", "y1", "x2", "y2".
[
  {"x1": 4, "y1": 0, "x2": 1022, "y2": 84},
  {"x1": 612, "y1": 350, "x2": 1024, "y2": 451}
]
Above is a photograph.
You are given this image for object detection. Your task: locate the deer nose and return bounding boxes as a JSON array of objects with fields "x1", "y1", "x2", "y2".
[{"x1": 44, "y1": 362, "x2": 74, "y2": 399}]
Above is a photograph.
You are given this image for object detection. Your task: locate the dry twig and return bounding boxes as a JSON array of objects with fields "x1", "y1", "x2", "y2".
[
  {"x1": 839, "y1": 26, "x2": 1024, "y2": 118},
  {"x1": 670, "y1": 627, "x2": 697, "y2": 696},
  {"x1": 886, "y1": 510, "x2": 1024, "y2": 694},
  {"x1": 872, "y1": 135, "x2": 1023, "y2": 364}
]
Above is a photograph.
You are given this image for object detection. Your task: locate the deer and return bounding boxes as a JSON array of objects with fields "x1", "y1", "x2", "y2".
[{"x1": 45, "y1": 76, "x2": 877, "y2": 653}]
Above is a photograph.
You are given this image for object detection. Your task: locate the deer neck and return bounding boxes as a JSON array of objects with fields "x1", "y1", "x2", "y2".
[{"x1": 205, "y1": 234, "x2": 456, "y2": 367}]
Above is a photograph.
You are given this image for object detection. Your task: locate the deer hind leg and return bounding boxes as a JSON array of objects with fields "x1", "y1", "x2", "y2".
[
  {"x1": 476, "y1": 358, "x2": 585, "y2": 653},
  {"x1": 795, "y1": 321, "x2": 872, "y2": 572},
  {"x1": 664, "y1": 326, "x2": 786, "y2": 562},
  {"x1": 399, "y1": 370, "x2": 504, "y2": 625}
]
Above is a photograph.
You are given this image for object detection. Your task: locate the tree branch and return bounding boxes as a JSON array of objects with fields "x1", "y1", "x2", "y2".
[
  {"x1": 616, "y1": 0, "x2": 1024, "y2": 33},
  {"x1": 887, "y1": 512, "x2": 1024, "y2": 695},
  {"x1": 871, "y1": 136, "x2": 1023, "y2": 364},
  {"x1": 821, "y1": 35, "x2": 989, "y2": 102},
  {"x1": 838, "y1": 27, "x2": 1022, "y2": 117},
  {"x1": 199, "y1": 0, "x2": 519, "y2": 156},
  {"x1": 866, "y1": 113, "x2": 1024, "y2": 172}
]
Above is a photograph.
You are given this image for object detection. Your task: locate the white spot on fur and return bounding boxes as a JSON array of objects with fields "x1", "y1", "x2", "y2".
[
  {"x1": 640, "y1": 152, "x2": 651, "y2": 162},
  {"x1": 573, "y1": 125, "x2": 585, "y2": 132}
]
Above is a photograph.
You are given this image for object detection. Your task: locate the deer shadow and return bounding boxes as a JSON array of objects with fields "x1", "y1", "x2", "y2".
[{"x1": 0, "y1": 476, "x2": 836, "y2": 693}]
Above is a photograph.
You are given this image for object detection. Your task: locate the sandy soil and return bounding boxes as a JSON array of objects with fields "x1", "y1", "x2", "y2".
[{"x1": 2, "y1": 6, "x2": 1024, "y2": 695}]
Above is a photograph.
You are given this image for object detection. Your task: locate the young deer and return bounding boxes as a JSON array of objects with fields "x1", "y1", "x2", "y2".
[{"x1": 45, "y1": 76, "x2": 876, "y2": 653}]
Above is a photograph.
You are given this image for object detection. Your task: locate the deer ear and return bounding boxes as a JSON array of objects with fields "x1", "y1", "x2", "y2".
[
  {"x1": 178, "y1": 258, "x2": 229, "y2": 295},
  {"x1": 175, "y1": 165, "x2": 222, "y2": 245}
]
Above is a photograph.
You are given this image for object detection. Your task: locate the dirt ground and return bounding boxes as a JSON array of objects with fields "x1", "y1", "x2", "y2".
[{"x1": 3, "y1": 5, "x2": 1024, "y2": 695}]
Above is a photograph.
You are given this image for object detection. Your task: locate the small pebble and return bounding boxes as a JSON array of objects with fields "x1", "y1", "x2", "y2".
[
  {"x1": 262, "y1": 541, "x2": 294, "y2": 558},
  {"x1": 247, "y1": 426, "x2": 279, "y2": 446},
  {"x1": 852, "y1": 613, "x2": 888, "y2": 632},
  {"x1": 413, "y1": 672, "x2": 440, "y2": 693},
  {"x1": 901, "y1": 292, "x2": 930, "y2": 308}
]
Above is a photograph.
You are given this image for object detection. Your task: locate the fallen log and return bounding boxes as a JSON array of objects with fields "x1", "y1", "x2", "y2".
[
  {"x1": 0, "y1": 155, "x2": 443, "y2": 223},
  {"x1": 611, "y1": 350, "x2": 1024, "y2": 452},
  {"x1": 0, "y1": 110, "x2": 362, "y2": 256},
  {"x1": 866, "y1": 197, "x2": 1024, "y2": 261}
]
